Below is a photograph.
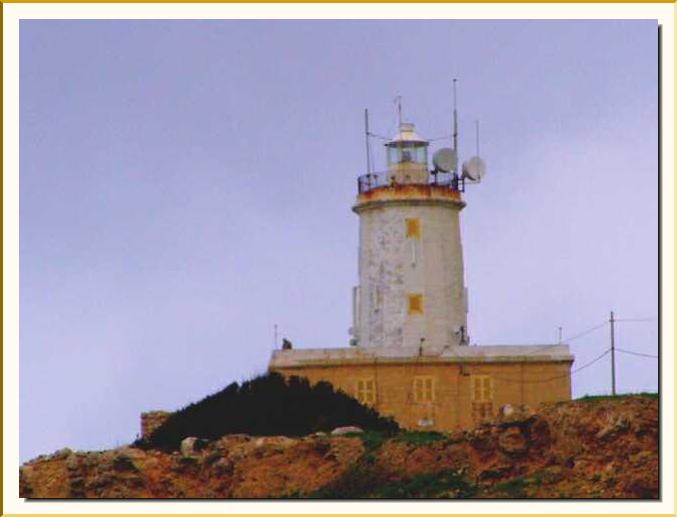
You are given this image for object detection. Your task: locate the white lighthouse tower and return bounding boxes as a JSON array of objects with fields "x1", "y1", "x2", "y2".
[
  {"x1": 269, "y1": 101, "x2": 574, "y2": 431},
  {"x1": 351, "y1": 117, "x2": 479, "y2": 352}
]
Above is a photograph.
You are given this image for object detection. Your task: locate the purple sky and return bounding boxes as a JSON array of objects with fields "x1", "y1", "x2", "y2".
[{"x1": 20, "y1": 20, "x2": 658, "y2": 462}]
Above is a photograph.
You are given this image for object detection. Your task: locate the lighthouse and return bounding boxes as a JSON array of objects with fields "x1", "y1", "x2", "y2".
[
  {"x1": 351, "y1": 121, "x2": 469, "y2": 351},
  {"x1": 269, "y1": 99, "x2": 573, "y2": 431}
]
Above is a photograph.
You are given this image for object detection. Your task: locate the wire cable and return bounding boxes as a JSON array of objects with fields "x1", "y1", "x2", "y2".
[
  {"x1": 615, "y1": 318, "x2": 657, "y2": 323},
  {"x1": 571, "y1": 348, "x2": 613, "y2": 374},
  {"x1": 492, "y1": 349, "x2": 611, "y2": 384},
  {"x1": 562, "y1": 322, "x2": 607, "y2": 343},
  {"x1": 616, "y1": 348, "x2": 658, "y2": 359}
]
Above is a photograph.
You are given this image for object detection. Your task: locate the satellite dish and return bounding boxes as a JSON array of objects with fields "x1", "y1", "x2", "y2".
[
  {"x1": 432, "y1": 148, "x2": 458, "y2": 173},
  {"x1": 462, "y1": 156, "x2": 486, "y2": 182}
]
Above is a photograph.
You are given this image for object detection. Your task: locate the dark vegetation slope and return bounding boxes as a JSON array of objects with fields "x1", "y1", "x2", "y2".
[{"x1": 137, "y1": 372, "x2": 398, "y2": 452}]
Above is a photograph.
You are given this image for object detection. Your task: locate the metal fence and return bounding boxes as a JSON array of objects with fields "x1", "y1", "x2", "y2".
[{"x1": 357, "y1": 172, "x2": 464, "y2": 194}]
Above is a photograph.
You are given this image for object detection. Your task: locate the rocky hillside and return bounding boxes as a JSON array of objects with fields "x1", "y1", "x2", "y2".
[{"x1": 20, "y1": 395, "x2": 658, "y2": 499}]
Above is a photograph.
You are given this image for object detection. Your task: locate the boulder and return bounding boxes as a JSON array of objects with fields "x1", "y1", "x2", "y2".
[
  {"x1": 497, "y1": 404, "x2": 535, "y2": 424},
  {"x1": 180, "y1": 437, "x2": 208, "y2": 457},
  {"x1": 595, "y1": 416, "x2": 630, "y2": 440},
  {"x1": 498, "y1": 426, "x2": 528, "y2": 455},
  {"x1": 330, "y1": 426, "x2": 364, "y2": 436}
]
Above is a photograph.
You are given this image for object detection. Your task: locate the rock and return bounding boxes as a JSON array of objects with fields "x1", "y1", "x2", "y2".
[
  {"x1": 595, "y1": 416, "x2": 630, "y2": 440},
  {"x1": 539, "y1": 465, "x2": 565, "y2": 484},
  {"x1": 527, "y1": 416, "x2": 552, "y2": 450},
  {"x1": 117, "y1": 446, "x2": 147, "y2": 460},
  {"x1": 19, "y1": 467, "x2": 34, "y2": 498},
  {"x1": 330, "y1": 426, "x2": 364, "y2": 436},
  {"x1": 180, "y1": 437, "x2": 204, "y2": 457},
  {"x1": 65, "y1": 454, "x2": 80, "y2": 471},
  {"x1": 478, "y1": 464, "x2": 514, "y2": 482},
  {"x1": 499, "y1": 404, "x2": 515, "y2": 418},
  {"x1": 17, "y1": 396, "x2": 659, "y2": 499},
  {"x1": 497, "y1": 404, "x2": 535, "y2": 424},
  {"x1": 498, "y1": 426, "x2": 528, "y2": 455},
  {"x1": 213, "y1": 457, "x2": 234, "y2": 475},
  {"x1": 469, "y1": 428, "x2": 496, "y2": 452}
]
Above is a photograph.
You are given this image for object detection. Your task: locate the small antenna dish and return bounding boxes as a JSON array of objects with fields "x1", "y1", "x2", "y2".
[
  {"x1": 462, "y1": 157, "x2": 486, "y2": 182},
  {"x1": 432, "y1": 148, "x2": 458, "y2": 173}
]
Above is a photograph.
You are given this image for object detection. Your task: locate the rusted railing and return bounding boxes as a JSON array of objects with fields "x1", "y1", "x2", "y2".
[{"x1": 357, "y1": 172, "x2": 464, "y2": 194}]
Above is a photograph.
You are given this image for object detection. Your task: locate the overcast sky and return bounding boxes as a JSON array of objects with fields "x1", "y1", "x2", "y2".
[{"x1": 20, "y1": 19, "x2": 658, "y2": 462}]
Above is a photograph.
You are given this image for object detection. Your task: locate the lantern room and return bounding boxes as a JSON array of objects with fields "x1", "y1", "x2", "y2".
[
  {"x1": 385, "y1": 122, "x2": 430, "y2": 185},
  {"x1": 385, "y1": 122, "x2": 429, "y2": 165}
]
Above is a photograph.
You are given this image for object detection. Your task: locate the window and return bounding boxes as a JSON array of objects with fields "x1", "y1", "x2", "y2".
[
  {"x1": 413, "y1": 376, "x2": 435, "y2": 402},
  {"x1": 405, "y1": 218, "x2": 421, "y2": 239},
  {"x1": 356, "y1": 378, "x2": 376, "y2": 405},
  {"x1": 471, "y1": 375, "x2": 494, "y2": 422},
  {"x1": 387, "y1": 144, "x2": 428, "y2": 166},
  {"x1": 408, "y1": 293, "x2": 424, "y2": 315}
]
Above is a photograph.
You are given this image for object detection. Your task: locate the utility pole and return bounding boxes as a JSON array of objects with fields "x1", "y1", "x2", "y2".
[{"x1": 610, "y1": 311, "x2": 616, "y2": 396}]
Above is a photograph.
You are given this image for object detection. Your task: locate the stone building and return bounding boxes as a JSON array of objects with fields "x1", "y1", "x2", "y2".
[{"x1": 269, "y1": 119, "x2": 574, "y2": 431}]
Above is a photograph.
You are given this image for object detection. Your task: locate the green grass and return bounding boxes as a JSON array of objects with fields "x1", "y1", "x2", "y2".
[
  {"x1": 577, "y1": 392, "x2": 658, "y2": 402},
  {"x1": 374, "y1": 469, "x2": 477, "y2": 498},
  {"x1": 394, "y1": 430, "x2": 448, "y2": 446},
  {"x1": 307, "y1": 430, "x2": 471, "y2": 498},
  {"x1": 486, "y1": 473, "x2": 545, "y2": 498},
  {"x1": 311, "y1": 463, "x2": 477, "y2": 499},
  {"x1": 310, "y1": 458, "x2": 378, "y2": 498},
  {"x1": 356, "y1": 430, "x2": 388, "y2": 452}
]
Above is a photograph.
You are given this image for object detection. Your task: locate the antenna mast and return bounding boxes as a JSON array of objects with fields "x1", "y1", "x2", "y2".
[
  {"x1": 395, "y1": 95, "x2": 402, "y2": 126},
  {"x1": 364, "y1": 108, "x2": 372, "y2": 174},
  {"x1": 452, "y1": 79, "x2": 459, "y2": 175}
]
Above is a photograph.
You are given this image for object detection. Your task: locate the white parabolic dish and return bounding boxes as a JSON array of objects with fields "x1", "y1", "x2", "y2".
[
  {"x1": 432, "y1": 148, "x2": 458, "y2": 173},
  {"x1": 462, "y1": 156, "x2": 487, "y2": 181}
]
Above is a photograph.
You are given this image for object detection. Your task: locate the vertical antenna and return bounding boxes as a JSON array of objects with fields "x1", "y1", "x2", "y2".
[
  {"x1": 274, "y1": 324, "x2": 278, "y2": 350},
  {"x1": 452, "y1": 79, "x2": 458, "y2": 154},
  {"x1": 364, "y1": 108, "x2": 372, "y2": 174},
  {"x1": 395, "y1": 95, "x2": 402, "y2": 127}
]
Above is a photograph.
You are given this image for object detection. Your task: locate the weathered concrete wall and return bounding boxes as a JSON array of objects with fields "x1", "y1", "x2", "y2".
[
  {"x1": 271, "y1": 359, "x2": 572, "y2": 431},
  {"x1": 353, "y1": 186, "x2": 467, "y2": 350}
]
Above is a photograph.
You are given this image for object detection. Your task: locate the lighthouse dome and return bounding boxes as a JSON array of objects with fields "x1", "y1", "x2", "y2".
[{"x1": 387, "y1": 122, "x2": 428, "y2": 146}]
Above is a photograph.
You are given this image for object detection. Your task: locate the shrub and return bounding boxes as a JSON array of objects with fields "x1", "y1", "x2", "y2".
[
  {"x1": 395, "y1": 430, "x2": 447, "y2": 446},
  {"x1": 360, "y1": 430, "x2": 388, "y2": 452},
  {"x1": 138, "y1": 372, "x2": 398, "y2": 452},
  {"x1": 375, "y1": 469, "x2": 477, "y2": 498},
  {"x1": 314, "y1": 464, "x2": 477, "y2": 499}
]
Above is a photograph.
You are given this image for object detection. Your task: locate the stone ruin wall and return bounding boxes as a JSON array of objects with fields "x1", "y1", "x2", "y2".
[{"x1": 140, "y1": 410, "x2": 172, "y2": 439}]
